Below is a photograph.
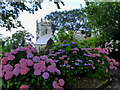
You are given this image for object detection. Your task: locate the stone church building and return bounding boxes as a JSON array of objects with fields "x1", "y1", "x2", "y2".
[
  {"x1": 34, "y1": 18, "x2": 84, "y2": 50},
  {"x1": 34, "y1": 18, "x2": 54, "y2": 50}
]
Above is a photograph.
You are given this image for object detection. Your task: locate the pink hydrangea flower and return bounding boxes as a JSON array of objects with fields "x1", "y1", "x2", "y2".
[
  {"x1": 47, "y1": 65, "x2": 56, "y2": 73},
  {"x1": 1, "y1": 57, "x2": 8, "y2": 65},
  {"x1": 89, "y1": 53, "x2": 96, "y2": 57},
  {"x1": 39, "y1": 61, "x2": 46, "y2": 66},
  {"x1": 98, "y1": 48, "x2": 109, "y2": 54},
  {"x1": 114, "y1": 62, "x2": 119, "y2": 66},
  {"x1": 40, "y1": 55, "x2": 48, "y2": 60},
  {"x1": 13, "y1": 67, "x2": 20, "y2": 76},
  {"x1": 110, "y1": 62, "x2": 113, "y2": 66},
  {"x1": 3, "y1": 64, "x2": 13, "y2": 72},
  {"x1": 40, "y1": 66, "x2": 46, "y2": 72},
  {"x1": 0, "y1": 70, "x2": 4, "y2": 78},
  {"x1": 42, "y1": 72, "x2": 49, "y2": 79},
  {"x1": 26, "y1": 59, "x2": 34, "y2": 66},
  {"x1": 62, "y1": 55, "x2": 68, "y2": 58},
  {"x1": 46, "y1": 59, "x2": 54, "y2": 64},
  {"x1": 107, "y1": 58, "x2": 111, "y2": 62},
  {"x1": 20, "y1": 59, "x2": 26, "y2": 63},
  {"x1": 111, "y1": 59, "x2": 116, "y2": 63},
  {"x1": 20, "y1": 67, "x2": 30, "y2": 75},
  {"x1": 72, "y1": 48, "x2": 79, "y2": 51},
  {"x1": 51, "y1": 62, "x2": 56, "y2": 67},
  {"x1": 52, "y1": 81, "x2": 63, "y2": 89},
  {"x1": 54, "y1": 60, "x2": 59, "y2": 63},
  {"x1": 26, "y1": 48, "x2": 31, "y2": 54},
  {"x1": 114, "y1": 67, "x2": 117, "y2": 70},
  {"x1": 20, "y1": 85, "x2": 29, "y2": 89},
  {"x1": 109, "y1": 65, "x2": 115, "y2": 69},
  {"x1": 55, "y1": 69, "x2": 61, "y2": 75},
  {"x1": 7, "y1": 55, "x2": 15, "y2": 60},
  {"x1": 4, "y1": 71, "x2": 13, "y2": 80},
  {"x1": 20, "y1": 62, "x2": 27, "y2": 68},
  {"x1": 26, "y1": 45, "x2": 32, "y2": 49},
  {"x1": 0, "y1": 65, "x2": 3, "y2": 70},
  {"x1": 32, "y1": 56, "x2": 40, "y2": 62},
  {"x1": 52, "y1": 81, "x2": 58, "y2": 88},
  {"x1": 15, "y1": 63, "x2": 20, "y2": 68},
  {"x1": 10, "y1": 50, "x2": 18, "y2": 54},
  {"x1": 34, "y1": 63, "x2": 40, "y2": 69},
  {"x1": 102, "y1": 61, "x2": 105, "y2": 64},
  {"x1": 58, "y1": 79, "x2": 65, "y2": 86},
  {"x1": 17, "y1": 46, "x2": 26, "y2": 51},
  {"x1": 72, "y1": 51, "x2": 77, "y2": 53},
  {"x1": 64, "y1": 61, "x2": 68, "y2": 64},
  {"x1": 34, "y1": 69, "x2": 41, "y2": 75}
]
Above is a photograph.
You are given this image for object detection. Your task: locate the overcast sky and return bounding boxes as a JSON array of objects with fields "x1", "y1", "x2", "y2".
[{"x1": 0, "y1": 0, "x2": 85, "y2": 42}]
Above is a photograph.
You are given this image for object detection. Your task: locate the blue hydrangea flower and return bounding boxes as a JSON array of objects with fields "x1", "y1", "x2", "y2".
[
  {"x1": 74, "y1": 63, "x2": 80, "y2": 66},
  {"x1": 64, "y1": 44, "x2": 70, "y2": 46},
  {"x1": 60, "y1": 44, "x2": 64, "y2": 46},
  {"x1": 55, "y1": 52, "x2": 61, "y2": 54},
  {"x1": 72, "y1": 41, "x2": 76, "y2": 44},
  {"x1": 83, "y1": 53, "x2": 90, "y2": 57},
  {"x1": 58, "y1": 49, "x2": 63, "y2": 51},
  {"x1": 84, "y1": 63, "x2": 89, "y2": 66},
  {"x1": 66, "y1": 65, "x2": 70, "y2": 67},
  {"x1": 63, "y1": 40, "x2": 67, "y2": 42},
  {"x1": 49, "y1": 54, "x2": 53, "y2": 56},
  {"x1": 76, "y1": 60, "x2": 83, "y2": 63}
]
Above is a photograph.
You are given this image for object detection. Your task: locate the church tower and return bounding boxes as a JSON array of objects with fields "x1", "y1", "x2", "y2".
[{"x1": 36, "y1": 18, "x2": 52, "y2": 40}]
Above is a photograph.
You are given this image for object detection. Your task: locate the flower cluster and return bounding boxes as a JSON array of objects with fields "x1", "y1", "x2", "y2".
[
  {"x1": 107, "y1": 58, "x2": 119, "y2": 70},
  {"x1": 1, "y1": 46, "x2": 64, "y2": 89},
  {"x1": 49, "y1": 40, "x2": 119, "y2": 78},
  {"x1": 52, "y1": 78, "x2": 65, "y2": 89},
  {"x1": 105, "y1": 40, "x2": 120, "y2": 52}
]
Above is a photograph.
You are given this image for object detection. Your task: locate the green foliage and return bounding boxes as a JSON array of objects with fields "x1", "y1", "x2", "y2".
[
  {"x1": 79, "y1": 37, "x2": 100, "y2": 48},
  {"x1": 83, "y1": 2, "x2": 120, "y2": 45},
  {"x1": 2, "y1": 30, "x2": 33, "y2": 53},
  {"x1": 52, "y1": 28, "x2": 77, "y2": 42}
]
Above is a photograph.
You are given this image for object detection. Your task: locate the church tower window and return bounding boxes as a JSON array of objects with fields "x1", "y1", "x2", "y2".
[{"x1": 45, "y1": 29, "x2": 47, "y2": 34}]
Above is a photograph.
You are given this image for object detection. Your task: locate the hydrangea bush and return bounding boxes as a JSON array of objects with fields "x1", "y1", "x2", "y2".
[
  {"x1": 105, "y1": 40, "x2": 120, "y2": 62},
  {"x1": 0, "y1": 46, "x2": 64, "y2": 89},
  {"x1": 49, "y1": 40, "x2": 119, "y2": 78}
]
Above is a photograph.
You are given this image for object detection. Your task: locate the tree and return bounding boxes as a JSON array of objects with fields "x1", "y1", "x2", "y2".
[
  {"x1": 2, "y1": 30, "x2": 33, "y2": 53},
  {"x1": 83, "y1": 2, "x2": 120, "y2": 45},
  {"x1": 45, "y1": 9, "x2": 91, "y2": 37},
  {"x1": 0, "y1": 0, "x2": 65, "y2": 31}
]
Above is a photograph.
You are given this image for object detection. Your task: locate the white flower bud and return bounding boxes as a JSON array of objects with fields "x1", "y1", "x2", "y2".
[{"x1": 115, "y1": 49, "x2": 119, "y2": 51}]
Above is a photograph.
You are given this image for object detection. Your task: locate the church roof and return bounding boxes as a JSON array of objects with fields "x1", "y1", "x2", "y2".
[{"x1": 34, "y1": 34, "x2": 52, "y2": 45}]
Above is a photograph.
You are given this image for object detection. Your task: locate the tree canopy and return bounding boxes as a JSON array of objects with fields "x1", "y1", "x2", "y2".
[
  {"x1": 83, "y1": 2, "x2": 120, "y2": 44},
  {"x1": 45, "y1": 9, "x2": 91, "y2": 36},
  {"x1": 2, "y1": 30, "x2": 33, "y2": 52},
  {"x1": 0, "y1": 0, "x2": 65, "y2": 31}
]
